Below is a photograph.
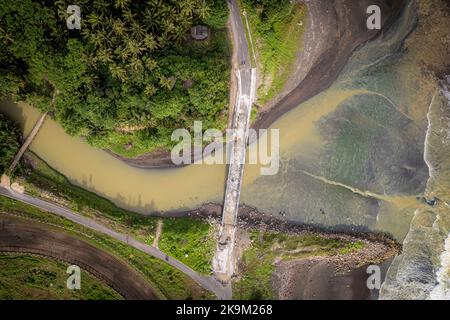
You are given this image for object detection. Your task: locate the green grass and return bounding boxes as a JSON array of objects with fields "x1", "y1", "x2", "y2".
[
  {"x1": 0, "y1": 197, "x2": 214, "y2": 300},
  {"x1": 20, "y1": 152, "x2": 158, "y2": 244},
  {"x1": 18, "y1": 151, "x2": 216, "y2": 274},
  {"x1": 233, "y1": 230, "x2": 364, "y2": 300},
  {"x1": 159, "y1": 218, "x2": 216, "y2": 274},
  {"x1": 240, "y1": 1, "x2": 307, "y2": 106},
  {"x1": 0, "y1": 254, "x2": 122, "y2": 300}
]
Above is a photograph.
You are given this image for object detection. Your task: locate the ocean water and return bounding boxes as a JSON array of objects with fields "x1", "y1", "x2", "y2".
[
  {"x1": 428, "y1": 77, "x2": 450, "y2": 300},
  {"x1": 430, "y1": 233, "x2": 450, "y2": 300},
  {"x1": 380, "y1": 74, "x2": 450, "y2": 300}
]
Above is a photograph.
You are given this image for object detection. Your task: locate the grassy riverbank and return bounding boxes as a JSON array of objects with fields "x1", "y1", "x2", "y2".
[
  {"x1": 0, "y1": 254, "x2": 122, "y2": 300},
  {"x1": 0, "y1": 196, "x2": 214, "y2": 300},
  {"x1": 233, "y1": 229, "x2": 365, "y2": 300},
  {"x1": 240, "y1": 0, "x2": 307, "y2": 106},
  {"x1": 15, "y1": 152, "x2": 216, "y2": 275}
]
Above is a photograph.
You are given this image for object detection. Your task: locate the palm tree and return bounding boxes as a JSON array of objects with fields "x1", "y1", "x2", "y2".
[
  {"x1": 109, "y1": 64, "x2": 127, "y2": 82},
  {"x1": 144, "y1": 84, "x2": 157, "y2": 97},
  {"x1": 97, "y1": 48, "x2": 113, "y2": 64},
  {"x1": 129, "y1": 58, "x2": 143, "y2": 71},
  {"x1": 144, "y1": 57, "x2": 157, "y2": 71},
  {"x1": 123, "y1": 9, "x2": 135, "y2": 23},
  {"x1": 112, "y1": 20, "x2": 126, "y2": 36},
  {"x1": 94, "y1": 0, "x2": 111, "y2": 13},
  {"x1": 115, "y1": 0, "x2": 131, "y2": 10},
  {"x1": 87, "y1": 12, "x2": 102, "y2": 29},
  {"x1": 197, "y1": 1, "x2": 211, "y2": 20},
  {"x1": 143, "y1": 34, "x2": 158, "y2": 51}
]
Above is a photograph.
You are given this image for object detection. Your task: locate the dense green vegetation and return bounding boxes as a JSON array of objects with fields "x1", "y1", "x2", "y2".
[
  {"x1": 159, "y1": 217, "x2": 215, "y2": 274},
  {"x1": 0, "y1": 0, "x2": 230, "y2": 157},
  {"x1": 240, "y1": 0, "x2": 307, "y2": 105},
  {"x1": 0, "y1": 113, "x2": 20, "y2": 174},
  {"x1": 17, "y1": 151, "x2": 216, "y2": 274},
  {"x1": 0, "y1": 254, "x2": 121, "y2": 300},
  {"x1": 233, "y1": 230, "x2": 364, "y2": 300},
  {"x1": 0, "y1": 197, "x2": 214, "y2": 299}
]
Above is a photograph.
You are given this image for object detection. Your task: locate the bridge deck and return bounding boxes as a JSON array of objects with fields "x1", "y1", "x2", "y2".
[{"x1": 213, "y1": 67, "x2": 255, "y2": 280}]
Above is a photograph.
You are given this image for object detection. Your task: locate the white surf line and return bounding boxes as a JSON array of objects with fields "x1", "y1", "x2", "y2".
[
  {"x1": 423, "y1": 92, "x2": 437, "y2": 190},
  {"x1": 429, "y1": 232, "x2": 450, "y2": 300},
  {"x1": 298, "y1": 169, "x2": 410, "y2": 203}
]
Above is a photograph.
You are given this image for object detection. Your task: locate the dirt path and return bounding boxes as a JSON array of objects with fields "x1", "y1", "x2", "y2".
[
  {"x1": 7, "y1": 90, "x2": 57, "y2": 175},
  {"x1": 0, "y1": 214, "x2": 157, "y2": 300},
  {"x1": 152, "y1": 219, "x2": 162, "y2": 248}
]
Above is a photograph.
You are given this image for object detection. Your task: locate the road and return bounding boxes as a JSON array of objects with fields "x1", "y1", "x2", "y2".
[
  {"x1": 0, "y1": 186, "x2": 231, "y2": 299},
  {"x1": 228, "y1": 0, "x2": 250, "y2": 67}
]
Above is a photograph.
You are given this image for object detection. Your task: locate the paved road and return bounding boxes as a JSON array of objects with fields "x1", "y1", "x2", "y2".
[
  {"x1": 0, "y1": 187, "x2": 231, "y2": 299},
  {"x1": 228, "y1": 0, "x2": 250, "y2": 67}
]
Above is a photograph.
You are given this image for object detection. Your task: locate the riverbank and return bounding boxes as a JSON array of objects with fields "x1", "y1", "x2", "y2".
[
  {"x1": 7, "y1": 150, "x2": 401, "y2": 300},
  {"x1": 252, "y1": 0, "x2": 405, "y2": 130},
  {"x1": 228, "y1": 213, "x2": 399, "y2": 300},
  {"x1": 274, "y1": 258, "x2": 393, "y2": 300}
]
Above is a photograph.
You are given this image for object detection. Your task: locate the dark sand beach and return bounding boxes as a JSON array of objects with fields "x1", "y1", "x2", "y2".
[{"x1": 274, "y1": 258, "x2": 393, "y2": 300}]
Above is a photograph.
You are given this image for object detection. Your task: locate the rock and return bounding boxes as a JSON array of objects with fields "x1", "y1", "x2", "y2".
[
  {"x1": 0, "y1": 174, "x2": 11, "y2": 187},
  {"x1": 10, "y1": 182, "x2": 25, "y2": 194}
]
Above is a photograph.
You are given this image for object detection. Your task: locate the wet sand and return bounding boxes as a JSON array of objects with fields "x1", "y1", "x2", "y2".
[
  {"x1": 252, "y1": 0, "x2": 405, "y2": 130},
  {"x1": 274, "y1": 258, "x2": 393, "y2": 300}
]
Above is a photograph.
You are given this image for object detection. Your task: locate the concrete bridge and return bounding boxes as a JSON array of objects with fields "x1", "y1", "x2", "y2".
[
  {"x1": 213, "y1": 67, "x2": 255, "y2": 282},
  {"x1": 213, "y1": 0, "x2": 257, "y2": 282}
]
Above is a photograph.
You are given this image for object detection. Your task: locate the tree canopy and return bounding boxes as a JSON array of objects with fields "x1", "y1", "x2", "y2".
[
  {"x1": 0, "y1": 113, "x2": 20, "y2": 174},
  {"x1": 0, "y1": 0, "x2": 230, "y2": 157}
]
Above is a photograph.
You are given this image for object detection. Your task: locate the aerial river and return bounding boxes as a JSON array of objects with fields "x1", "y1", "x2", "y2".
[
  {"x1": 0, "y1": 1, "x2": 431, "y2": 241},
  {"x1": 1, "y1": 0, "x2": 450, "y2": 300}
]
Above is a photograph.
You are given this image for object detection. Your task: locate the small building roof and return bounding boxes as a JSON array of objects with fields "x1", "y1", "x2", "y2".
[{"x1": 190, "y1": 25, "x2": 209, "y2": 40}]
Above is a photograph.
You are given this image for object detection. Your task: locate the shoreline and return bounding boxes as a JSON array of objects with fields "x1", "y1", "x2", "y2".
[
  {"x1": 106, "y1": 0, "x2": 406, "y2": 169},
  {"x1": 274, "y1": 258, "x2": 393, "y2": 300}
]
